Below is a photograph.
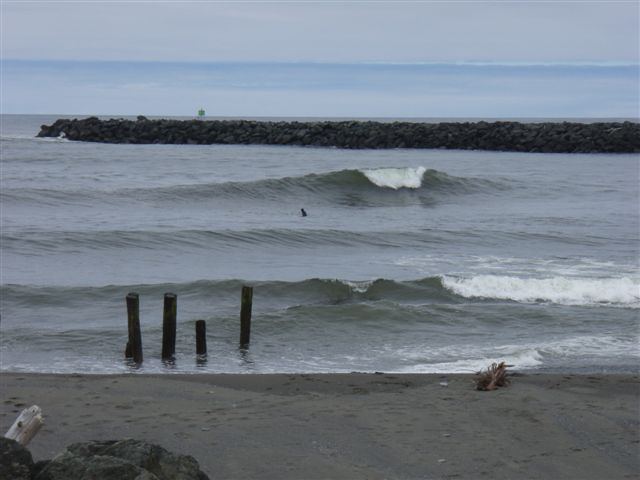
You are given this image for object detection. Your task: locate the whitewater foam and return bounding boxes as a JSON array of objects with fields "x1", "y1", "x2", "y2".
[
  {"x1": 1, "y1": 134, "x2": 68, "y2": 142},
  {"x1": 361, "y1": 166, "x2": 426, "y2": 189},
  {"x1": 538, "y1": 334, "x2": 638, "y2": 359},
  {"x1": 344, "y1": 279, "x2": 375, "y2": 293},
  {"x1": 442, "y1": 274, "x2": 640, "y2": 307},
  {"x1": 397, "y1": 348, "x2": 544, "y2": 374},
  {"x1": 392, "y1": 332, "x2": 639, "y2": 374}
]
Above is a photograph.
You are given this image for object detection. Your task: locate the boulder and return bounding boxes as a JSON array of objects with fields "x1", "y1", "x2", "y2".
[
  {"x1": 34, "y1": 439, "x2": 208, "y2": 480},
  {"x1": 34, "y1": 450, "x2": 154, "y2": 480},
  {"x1": 0, "y1": 437, "x2": 34, "y2": 480}
]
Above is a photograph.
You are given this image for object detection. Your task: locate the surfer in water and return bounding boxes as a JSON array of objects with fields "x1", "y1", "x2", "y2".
[{"x1": 300, "y1": 208, "x2": 307, "y2": 217}]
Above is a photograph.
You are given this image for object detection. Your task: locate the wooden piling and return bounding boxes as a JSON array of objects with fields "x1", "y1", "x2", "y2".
[
  {"x1": 162, "y1": 293, "x2": 177, "y2": 361},
  {"x1": 195, "y1": 320, "x2": 207, "y2": 356},
  {"x1": 239, "y1": 285, "x2": 253, "y2": 348},
  {"x1": 126, "y1": 292, "x2": 143, "y2": 363}
]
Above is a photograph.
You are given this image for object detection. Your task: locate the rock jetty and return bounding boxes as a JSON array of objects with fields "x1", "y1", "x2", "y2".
[{"x1": 37, "y1": 117, "x2": 639, "y2": 153}]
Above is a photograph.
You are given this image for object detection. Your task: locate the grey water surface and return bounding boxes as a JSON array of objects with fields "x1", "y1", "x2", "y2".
[{"x1": 1, "y1": 115, "x2": 638, "y2": 374}]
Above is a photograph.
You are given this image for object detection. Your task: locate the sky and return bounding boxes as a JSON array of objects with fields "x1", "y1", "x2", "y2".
[{"x1": 1, "y1": 1, "x2": 639, "y2": 117}]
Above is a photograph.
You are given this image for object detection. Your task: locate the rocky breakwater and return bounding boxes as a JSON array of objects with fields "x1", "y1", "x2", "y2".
[{"x1": 38, "y1": 116, "x2": 640, "y2": 153}]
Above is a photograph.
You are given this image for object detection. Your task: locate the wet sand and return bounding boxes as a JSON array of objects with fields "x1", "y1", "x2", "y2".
[{"x1": 1, "y1": 372, "x2": 638, "y2": 479}]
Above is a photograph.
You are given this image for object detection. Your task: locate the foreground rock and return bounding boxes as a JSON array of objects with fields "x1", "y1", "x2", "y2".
[
  {"x1": 0, "y1": 438, "x2": 209, "y2": 480},
  {"x1": 0, "y1": 437, "x2": 34, "y2": 480},
  {"x1": 37, "y1": 117, "x2": 640, "y2": 153}
]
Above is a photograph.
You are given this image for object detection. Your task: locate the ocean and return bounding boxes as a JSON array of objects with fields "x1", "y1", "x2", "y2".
[{"x1": 1, "y1": 114, "x2": 638, "y2": 374}]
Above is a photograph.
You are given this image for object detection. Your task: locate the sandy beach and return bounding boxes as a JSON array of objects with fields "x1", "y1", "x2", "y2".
[{"x1": 1, "y1": 372, "x2": 638, "y2": 479}]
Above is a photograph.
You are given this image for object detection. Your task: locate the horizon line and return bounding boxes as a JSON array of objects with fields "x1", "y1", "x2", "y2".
[
  {"x1": 2, "y1": 113, "x2": 638, "y2": 120},
  {"x1": 2, "y1": 58, "x2": 638, "y2": 68}
]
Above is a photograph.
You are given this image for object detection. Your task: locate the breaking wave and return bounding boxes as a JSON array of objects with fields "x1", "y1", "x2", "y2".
[
  {"x1": 4, "y1": 274, "x2": 637, "y2": 309},
  {"x1": 1, "y1": 167, "x2": 506, "y2": 207},
  {"x1": 441, "y1": 275, "x2": 639, "y2": 307},
  {"x1": 361, "y1": 166, "x2": 427, "y2": 189},
  {"x1": 148, "y1": 167, "x2": 502, "y2": 201}
]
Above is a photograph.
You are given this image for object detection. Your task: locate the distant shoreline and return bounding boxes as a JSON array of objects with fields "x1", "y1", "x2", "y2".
[{"x1": 37, "y1": 116, "x2": 640, "y2": 153}]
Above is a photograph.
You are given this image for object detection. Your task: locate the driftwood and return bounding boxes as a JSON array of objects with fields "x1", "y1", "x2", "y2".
[
  {"x1": 4, "y1": 405, "x2": 44, "y2": 446},
  {"x1": 475, "y1": 362, "x2": 510, "y2": 391}
]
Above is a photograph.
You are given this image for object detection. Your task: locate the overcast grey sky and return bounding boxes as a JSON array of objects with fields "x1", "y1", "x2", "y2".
[
  {"x1": 1, "y1": 1, "x2": 638, "y2": 116},
  {"x1": 2, "y1": 1, "x2": 639, "y2": 64}
]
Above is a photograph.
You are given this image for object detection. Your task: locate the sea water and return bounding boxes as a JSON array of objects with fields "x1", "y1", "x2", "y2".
[{"x1": 1, "y1": 114, "x2": 638, "y2": 373}]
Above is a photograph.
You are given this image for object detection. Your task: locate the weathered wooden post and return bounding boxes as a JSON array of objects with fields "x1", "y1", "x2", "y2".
[
  {"x1": 239, "y1": 285, "x2": 253, "y2": 348},
  {"x1": 195, "y1": 319, "x2": 207, "y2": 357},
  {"x1": 162, "y1": 293, "x2": 177, "y2": 361},
  {"x1": 126, "y1": 292, "x2": 143, "y2": 363}
]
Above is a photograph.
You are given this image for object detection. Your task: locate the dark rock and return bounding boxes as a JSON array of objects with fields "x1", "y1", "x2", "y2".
[
  {"x1": 35, "y1": 117, "x2": 640, "y2": 153},
  {"x1": 34, "y1": 439, "x2": 208, "y2": 480},
  {"x1": 101, "y1": 439, "x2": 207, "y2": 480},
  {"x1": 0, "y1": 437, "x2": 34, "y2": 480},
  {"x1": 32, "y1": 459, "x2": 51, "y2": 477},
  {"x1": 33, "y1": 451, "x2": 152, "y2": 480}
]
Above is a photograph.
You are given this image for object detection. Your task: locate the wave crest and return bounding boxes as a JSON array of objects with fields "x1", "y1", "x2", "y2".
[
  {"x1": 5, "y1": 275, "x2": 636, "y2": 308},
  {"x1": 361, "y1": 166, "x2": 426, "y2": 189},
  {"x1": 441, "y1": 275, "x2": 639, "y2": 307},
  {"x1": 2, "y1": 167, "x2": 504, "y2": 207}
]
